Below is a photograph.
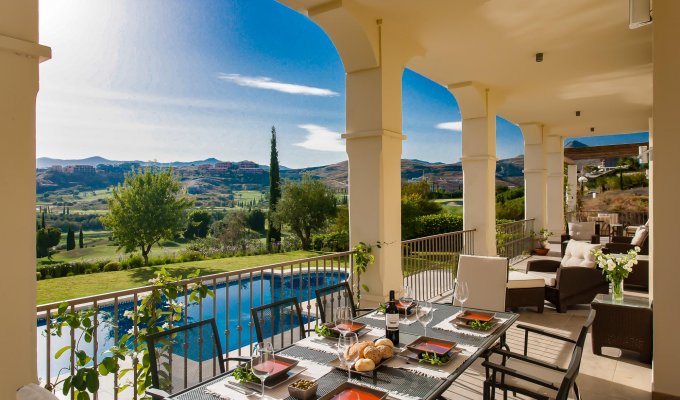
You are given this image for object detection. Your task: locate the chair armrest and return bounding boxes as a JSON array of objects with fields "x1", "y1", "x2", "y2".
[
  {"x1": 527, "y1": 259, "x2": 560, "y2": 273},
  {"x1": 146, "y1": 388, "x2": 171, "y2": 400},
  {"x1": 604, "y1": 243, "x2": 635, "y2": 253},
  {"x1": 561, "y1": 234, "x2": 570, "y2": 242},
  {"x1": 516, "y1": 324, "x2": 576, "y2": 344},
  {"x1": 482, "y1": 360, "x2": 558, "y2": 390},
  {"x1": 555, "y1": 267, "x2": 606, "y2": 293},
  {"x1": 487, "y1": 347, "x2": 567, "y2": 372},
  {"x1": 611, "y1": 236, "x2": 633, "y2": 244},
  {"x1": 590, "y1": 234, "x2": 600, "y2": 244}
]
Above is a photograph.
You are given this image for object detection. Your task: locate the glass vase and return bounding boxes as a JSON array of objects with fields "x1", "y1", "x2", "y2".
[{"x1": 611, "y1": 278, "x2": 624, "y2": 301}]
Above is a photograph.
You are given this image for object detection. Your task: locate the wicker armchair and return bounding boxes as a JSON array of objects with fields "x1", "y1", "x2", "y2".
[
  {"x1": 560, "y1": 222, "x2": 600, "y2": 256},
  {"x1": 603, "y1": 235, "x2": 649, "y2": 255}
]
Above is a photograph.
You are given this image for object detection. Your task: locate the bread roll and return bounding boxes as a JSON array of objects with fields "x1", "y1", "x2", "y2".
[
  {"x1": 374, "y1": 338, "x2": 394, "y2": 348},
  {"x1": 363, "y1": 346, "x2": 382, "y2": 364},
  {"x1": 344, "y1": 345, "x2": 360, "y2": 361},
  {"x1": 354, "y1": 341, "x2": 373, "y2": 356},
  {"x1": 354, "y1": 358, "x2": 375, "y2": 372},
  {"x1": 376, "y1": 344, "x2": 393, "y2": 359}
]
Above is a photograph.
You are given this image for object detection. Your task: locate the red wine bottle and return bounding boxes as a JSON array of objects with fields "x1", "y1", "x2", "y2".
[{"x1": 385, "y1": 290, "x2": 400, "y2": 346}]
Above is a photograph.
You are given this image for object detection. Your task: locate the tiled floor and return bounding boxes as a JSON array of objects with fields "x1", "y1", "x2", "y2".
[{"x1": 442, "y1": 244, "x2": 652, "y2": 399}]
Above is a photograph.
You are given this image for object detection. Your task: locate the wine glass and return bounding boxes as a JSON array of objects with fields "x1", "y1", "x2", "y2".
[
  {"x1": 251, "y1": 342, "x2": 275, "y2": 399},
  {"x1": 454, "y1": 281, "x2": 470, "y2": 315},
  {"x1": 337, "y1": 332, "x2": 359, "y2": 381},
  {"x1": 335, "y1": 306, "x2": 353, "y2": 336},
  {"x1": 416, "y1": 301, "x2": 434, "y2": 337},
  {"x1": 399, "y1": 285, "x2": 414, "y2": 323}
]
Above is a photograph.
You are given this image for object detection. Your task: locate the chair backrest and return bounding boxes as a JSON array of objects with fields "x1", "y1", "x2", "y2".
[
  {"x1": 561, "y1": 240, "x2": 601, "y2": 268},
  {"x1": 453, "y1": 255, "x2": 508, "y2": 312},
  {"x1": 575, "y1": 309, "x2": 596, "y2": 348},
  {"x1": 315, "y1": 282, "x2": 356, "y2": 323},
  {"x1": 145, "y1": 319, "x2": 225, "y2": 396},
  {"x1": 568, "y1": 222, "x2": 596, "y2": 241},
  {"x1": 556, "y1": 346, "x2": 584, "y2": 400},
  {"x1": 251, "y1": 297, "x2": 306, "y2": 351}
]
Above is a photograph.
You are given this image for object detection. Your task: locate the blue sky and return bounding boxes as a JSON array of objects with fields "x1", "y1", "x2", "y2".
[{"x1": 37, "y1": 0, "x2": 639, "y2": 168}]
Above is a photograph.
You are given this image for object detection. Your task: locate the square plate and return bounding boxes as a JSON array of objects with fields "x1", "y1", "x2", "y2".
[
  {"x1": 452, "y1": 317, "x2": 500, "y2": 332},
  {"x1": 242, "y1": 355, "x2": 300, "y2": 384},
  {"x1": 401, "y1": 347, "x2": 461, "y2": 366},
  {"x1": 406, "y1": 336, "x2": 457, "y2": 358},
  {"x1": 317, "y1": 381, "x2": 388, "y2": 400},
  {"x1": 324, "y1": 322, "x2": 368, "y2": 337},
  {"x1": 239, "y1": 364, "x2": 307, "y2": 390},
  {"x1": 456, "y1": 310, "x2": 496, "y2": 322}
]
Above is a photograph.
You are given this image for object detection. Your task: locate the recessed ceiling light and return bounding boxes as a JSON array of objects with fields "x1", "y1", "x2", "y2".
[
  {"x1": 590, "y1": 127, "x2": 595, "y2": 132},
  {"x1": 576, "y1": 111, "x2": 581, "y2": 117},
  {"x1": 535, "y1": 53, "x2": 544, "y2": 62}
]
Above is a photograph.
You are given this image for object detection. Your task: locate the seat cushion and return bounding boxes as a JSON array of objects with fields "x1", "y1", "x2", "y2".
[
  {"x1": 507, "y1": 271, "x2": 546, "y2": 289},
  {"x1": 526, "y1": 271, "x2": 557, "y2": 287},
  {"x1": 631, "y1": 225, "x2": 648, "y2": 247},
  {"x1": 561, "y1": 240, "x2": 601, "y2": 268},
  {"x1": 568, "y1": 222, "x2": 596, "y2": 241}
]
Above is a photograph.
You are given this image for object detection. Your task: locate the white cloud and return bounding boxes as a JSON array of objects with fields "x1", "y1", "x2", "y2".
[
  {"x1": 294, "y1": 124, "x2": 345, "y2": 152},
  {"x1": 218, "y1": 73, "x2": 339, "y2": 96},
  {"x1": 436, "y1": 121, "x2": 463, "y2": 131}
]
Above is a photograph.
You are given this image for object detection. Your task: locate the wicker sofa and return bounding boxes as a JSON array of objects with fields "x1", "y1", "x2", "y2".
[{"x1": 528, "y1": 240, "x2": 608, "y2": 313}]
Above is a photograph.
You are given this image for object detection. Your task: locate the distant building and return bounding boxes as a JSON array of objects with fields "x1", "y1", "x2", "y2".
[
  {"x1": 48, "y1": 165, "x2": 63, "y2": 172},
  {"x1": 197, "y1": 164, "x2": 212, "y2": 170},
  {"x1": 214, "y1": 162, "x2": 233, "y2": 170},
  {"x1": 65, "y1": 165, "x2": 96, "y2": 175},
  {"x1": 237, "y1": 161, "x2": 259, "y2": 169}
]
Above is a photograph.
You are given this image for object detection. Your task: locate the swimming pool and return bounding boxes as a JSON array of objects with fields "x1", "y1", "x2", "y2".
[{"x1": 37, "y1": 271, "x2": 347, "y2": 380}]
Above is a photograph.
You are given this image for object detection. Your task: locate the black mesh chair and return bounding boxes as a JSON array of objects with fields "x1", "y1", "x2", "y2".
[
  {"x1": 315, "y1": 282, "x2": 373, "y2": 323},
  {"x1": 482, "y1": 309, "x2": 596, "y2": 400},
  {"x1": 251, "y1": 297, "x2": 315, "y2": 351},
  {"x1": 145, "y1": 319, "x2": 248, "y2": 399}
]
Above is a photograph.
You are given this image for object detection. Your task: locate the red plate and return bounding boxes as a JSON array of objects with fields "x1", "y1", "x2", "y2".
[
  {"x1": 406, "y1": 336, "x2": 457, "y2": 357},
  {"x1": 457, "y1": 310, "x2": 495, "y2": 322}
]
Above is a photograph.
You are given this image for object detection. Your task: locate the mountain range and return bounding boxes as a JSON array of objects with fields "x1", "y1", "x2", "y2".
[{"x1": 35, "y1": 156, "x2": 289, "y2": 170}]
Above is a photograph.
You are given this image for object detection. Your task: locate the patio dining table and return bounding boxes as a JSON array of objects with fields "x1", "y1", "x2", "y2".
[{"x1": 167, "y1": 303, "x2": 519, "y2": 400}]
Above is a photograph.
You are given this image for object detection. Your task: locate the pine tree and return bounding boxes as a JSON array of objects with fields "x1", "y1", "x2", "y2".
[
  {"x1": 78, "y1": 227, "x2": 84, "y2": 248},
  {"x1": 267, "y1": 126, "x2": 282, "y2": 251},
  {"x1": 66, "y1": 227, "x2": 76, "y2": 251},
  {"x1": 41, "y1": 211, "x2": 45, "y2": 229}
]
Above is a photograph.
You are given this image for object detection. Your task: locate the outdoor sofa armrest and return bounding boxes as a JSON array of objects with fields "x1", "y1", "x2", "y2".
[
  {"x1": 146, "y1": 388, "x2": 171, "y2": 400},
  {"x1": 611, "y1": 236, "x2": 633, "y2": 244},
  {"x1": 515, "y1": 324, "x2": 576, "y2": 356},
  {"x1": 590, "y1": 234, "x2": 600, "y2": 244},
  {"x1": 555, "y1": 267, "x2": 606, "y2": 292},
  {"x1": 527, "y1": 259, "x2": 560, "y2": 273}
]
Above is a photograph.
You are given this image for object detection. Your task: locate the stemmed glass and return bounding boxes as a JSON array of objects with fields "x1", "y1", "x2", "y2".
[
  {"x1": 399, "y1": 285, "x2": 414, "y2": 323},
  {"x1": 416, "y1": 301, "x2": 434, "y2": 337},
  {"x1": 251, "y1": 342, "x2": 275, "y2": 399},
  {"x1": 335, "y1": 306, "x2": 353, "y2": 336},
  {"x1": 337, "y1": 332, "x2": 359, "y2": 381},
  {"x1": 454, "y1": 281, "x2": 469, "y2": 315}
]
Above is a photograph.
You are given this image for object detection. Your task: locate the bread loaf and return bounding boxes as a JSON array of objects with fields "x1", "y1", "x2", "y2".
[
  {"x1": 363, "y1": 346, "x2": 382, "y2": 364},
  {"x1": 354, "y1": 358, "x2": 375, "y2": 372},
  {"x1": 374, "y1": 338, "x2": 394, "y2": 348},
  {"x1": 376, "y1": 344, "x2": 393, "y2": 359}
]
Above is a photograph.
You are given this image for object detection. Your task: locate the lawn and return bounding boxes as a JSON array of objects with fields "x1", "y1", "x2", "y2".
[{"x1": 37, "y1": 250, "x2": 320, "y2": 304}]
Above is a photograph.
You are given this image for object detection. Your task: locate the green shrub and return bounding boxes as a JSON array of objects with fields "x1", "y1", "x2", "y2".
[
  {"x1": 103, "y1": 261, "x2": 121, "y2": 272},
  {"x1": 178, "y1": 250, "x2": 204, "y2": 263},
  {"x1": 36, "y1": 272, "x2": 41, "y2": 281},
  {"x1": 496, "y1": 197, "x2": 524, "y2": 221},
  {"x1": 122, "y1": 254, "x2": 145, "y2": 269},
  {"x1": 408, "y1": 214, "x2": 464, "y2": 239},
  {"x1": 310, "y1": 231, "x2": 349, "y2": 252}
]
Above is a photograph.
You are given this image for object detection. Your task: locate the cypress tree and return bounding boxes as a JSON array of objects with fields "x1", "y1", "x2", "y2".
[
  {"x1": 66, "y1": 227, "x2": 76, "y2": 250},
  {"x1": 266, "y1": 126, "x2": 282, "y2": 251},
  {"x1": 41, "y1": 211, "x2": 45, "y2": 229},
  {"x1": 79, "y1": 227, "x2": 84, "y2": 248}
]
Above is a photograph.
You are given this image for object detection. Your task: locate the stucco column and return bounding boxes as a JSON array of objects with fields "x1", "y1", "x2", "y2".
[
  {"x1": 566, "y1": 164, "x2": 577, "y2": 212},
  {"x1": 344, "y1": 63, "x2": 405, "y2": 304},
  {"x1": 651, "y1": 1, "x2": 680, "y2": 396},
  {"x1": 521, "y1": 123, "x2": 547, "y2": 230},
  {"x1": 0, "y1": 1, "x2": 51, "y2": 396},
  {"x1": 449, "y1": 83, "x2": 499, "y2": 256},
  {"x1": 545, "y1": 135, "x2": 565, "y2": 239}
]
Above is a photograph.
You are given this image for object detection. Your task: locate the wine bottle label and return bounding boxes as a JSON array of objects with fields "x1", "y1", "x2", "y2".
[{"x1": 385, "y1": 313, "x2": 399, "y2": 329}]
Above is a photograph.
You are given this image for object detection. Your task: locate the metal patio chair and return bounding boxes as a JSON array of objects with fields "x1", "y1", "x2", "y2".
[{"x1": 315, "y1": 281, "x2": 373, "y2": 323}]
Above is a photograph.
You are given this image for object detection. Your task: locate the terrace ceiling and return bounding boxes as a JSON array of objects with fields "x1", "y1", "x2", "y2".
[{"x1": 279, "y1": 0, "x2": 653, "y2": 138}]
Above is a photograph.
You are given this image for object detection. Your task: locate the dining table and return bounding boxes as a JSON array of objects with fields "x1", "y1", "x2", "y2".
[{"x1": 167, "y1": 303, "x2": 519, "y2": 400}]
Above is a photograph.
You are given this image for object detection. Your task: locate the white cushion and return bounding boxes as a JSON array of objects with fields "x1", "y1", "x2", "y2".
[
  {"x1": 507, "y1": 271, "x2": 546, "y2": 289},
  {"x1": 631, "y1": 225, "x2": 648, "y2": 247},
  {"x1": 526, "y1": 271, "x2": 557, "y2": 287},
  {"x1": 455, "y1": 255, "x2": 508, "y2": 312},
  {"x1": 561, "y1": 240, "x2": 601, "y2": 268},
  {"x1": 16, "y1": 384, "x2": 59, "y2": 400},
  {"x1": 568, "y1": 222, "x2": 596, "y2": 241}
]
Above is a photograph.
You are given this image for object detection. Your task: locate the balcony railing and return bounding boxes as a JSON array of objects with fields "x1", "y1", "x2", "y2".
[
  {"x1": 36, "y1": 251, "x2": 355, "y2": 400},
  {"x1": 35, "y1": 229, "x2": 477, "y2": 399},
  {"x1": 401, "y1": 229, "x2": 476, "y2": 301},
  {"x1": 496, "y1": 219, "x2": 535, "y2": 263}
]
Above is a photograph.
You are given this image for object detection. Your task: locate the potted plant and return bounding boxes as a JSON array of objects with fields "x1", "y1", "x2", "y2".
[
  {"x1": 591, "y1": 247, "x2": 639, "y2": 301},
  {"x1": 530, "y1": 228, "x2": 552, "y2": 256}
]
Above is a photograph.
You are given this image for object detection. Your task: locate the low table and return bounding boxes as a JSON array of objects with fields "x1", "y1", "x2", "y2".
[
  {"x1": 591, "y1": 294, "x2": 652, "y2": 363},
  {"x1": 506, "y1": 271, "x2": 545, "y2": 313}
]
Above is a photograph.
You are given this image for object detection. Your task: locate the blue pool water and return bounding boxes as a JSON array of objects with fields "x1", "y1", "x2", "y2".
[{"x1": 37, "y1": 271, "x2": 346, "y2": 379}]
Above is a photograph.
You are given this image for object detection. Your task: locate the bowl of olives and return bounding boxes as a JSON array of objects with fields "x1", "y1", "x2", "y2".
[{"x1": 288, "y1": 378, "x2": 318, "y2": 400}]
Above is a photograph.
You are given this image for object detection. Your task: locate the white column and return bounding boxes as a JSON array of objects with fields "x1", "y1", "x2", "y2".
[
  {"x1": 652, "y1": 1, "x2": 680, "y2": 396},
  {"x1": 449, "y1": 83, "x2": 499, "y2": 256},
  {"x1": 344, "y1": 57, "x2": 405, "y2": 304},
  {"x1": 0, "y1": 1, "x2": 50, "y2": 396},
  {"x1": 521, "y1": 123, "x2": 547, "y2": 230},
  {"x1": 545, "y1": 135, "x2": 565, "y2": 239},
  {"x1": 566, "y1": 164, "x2": 577, "y2": 212}
]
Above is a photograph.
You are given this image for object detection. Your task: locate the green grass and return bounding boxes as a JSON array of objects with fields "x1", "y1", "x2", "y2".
[{"x1": 37, "y1": 250, "x2": 321, "y2": 304}]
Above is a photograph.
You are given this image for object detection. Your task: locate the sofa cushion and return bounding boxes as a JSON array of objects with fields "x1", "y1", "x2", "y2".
[
  {"x1": 561, "y1": 240, "x2": 601, "y2": 268},
  {"x1": 568, "y1": 222, "x2": 596, "y2": 241},
  {"x1": 631, "y1": 225, "x2": 648, "y2": 247},
  {"x1": 507, "y1": 271, "x2": 546, "y2": 289},
  {"x1": 526, "y1": 271, "x2": 557, "y2": 287}
]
